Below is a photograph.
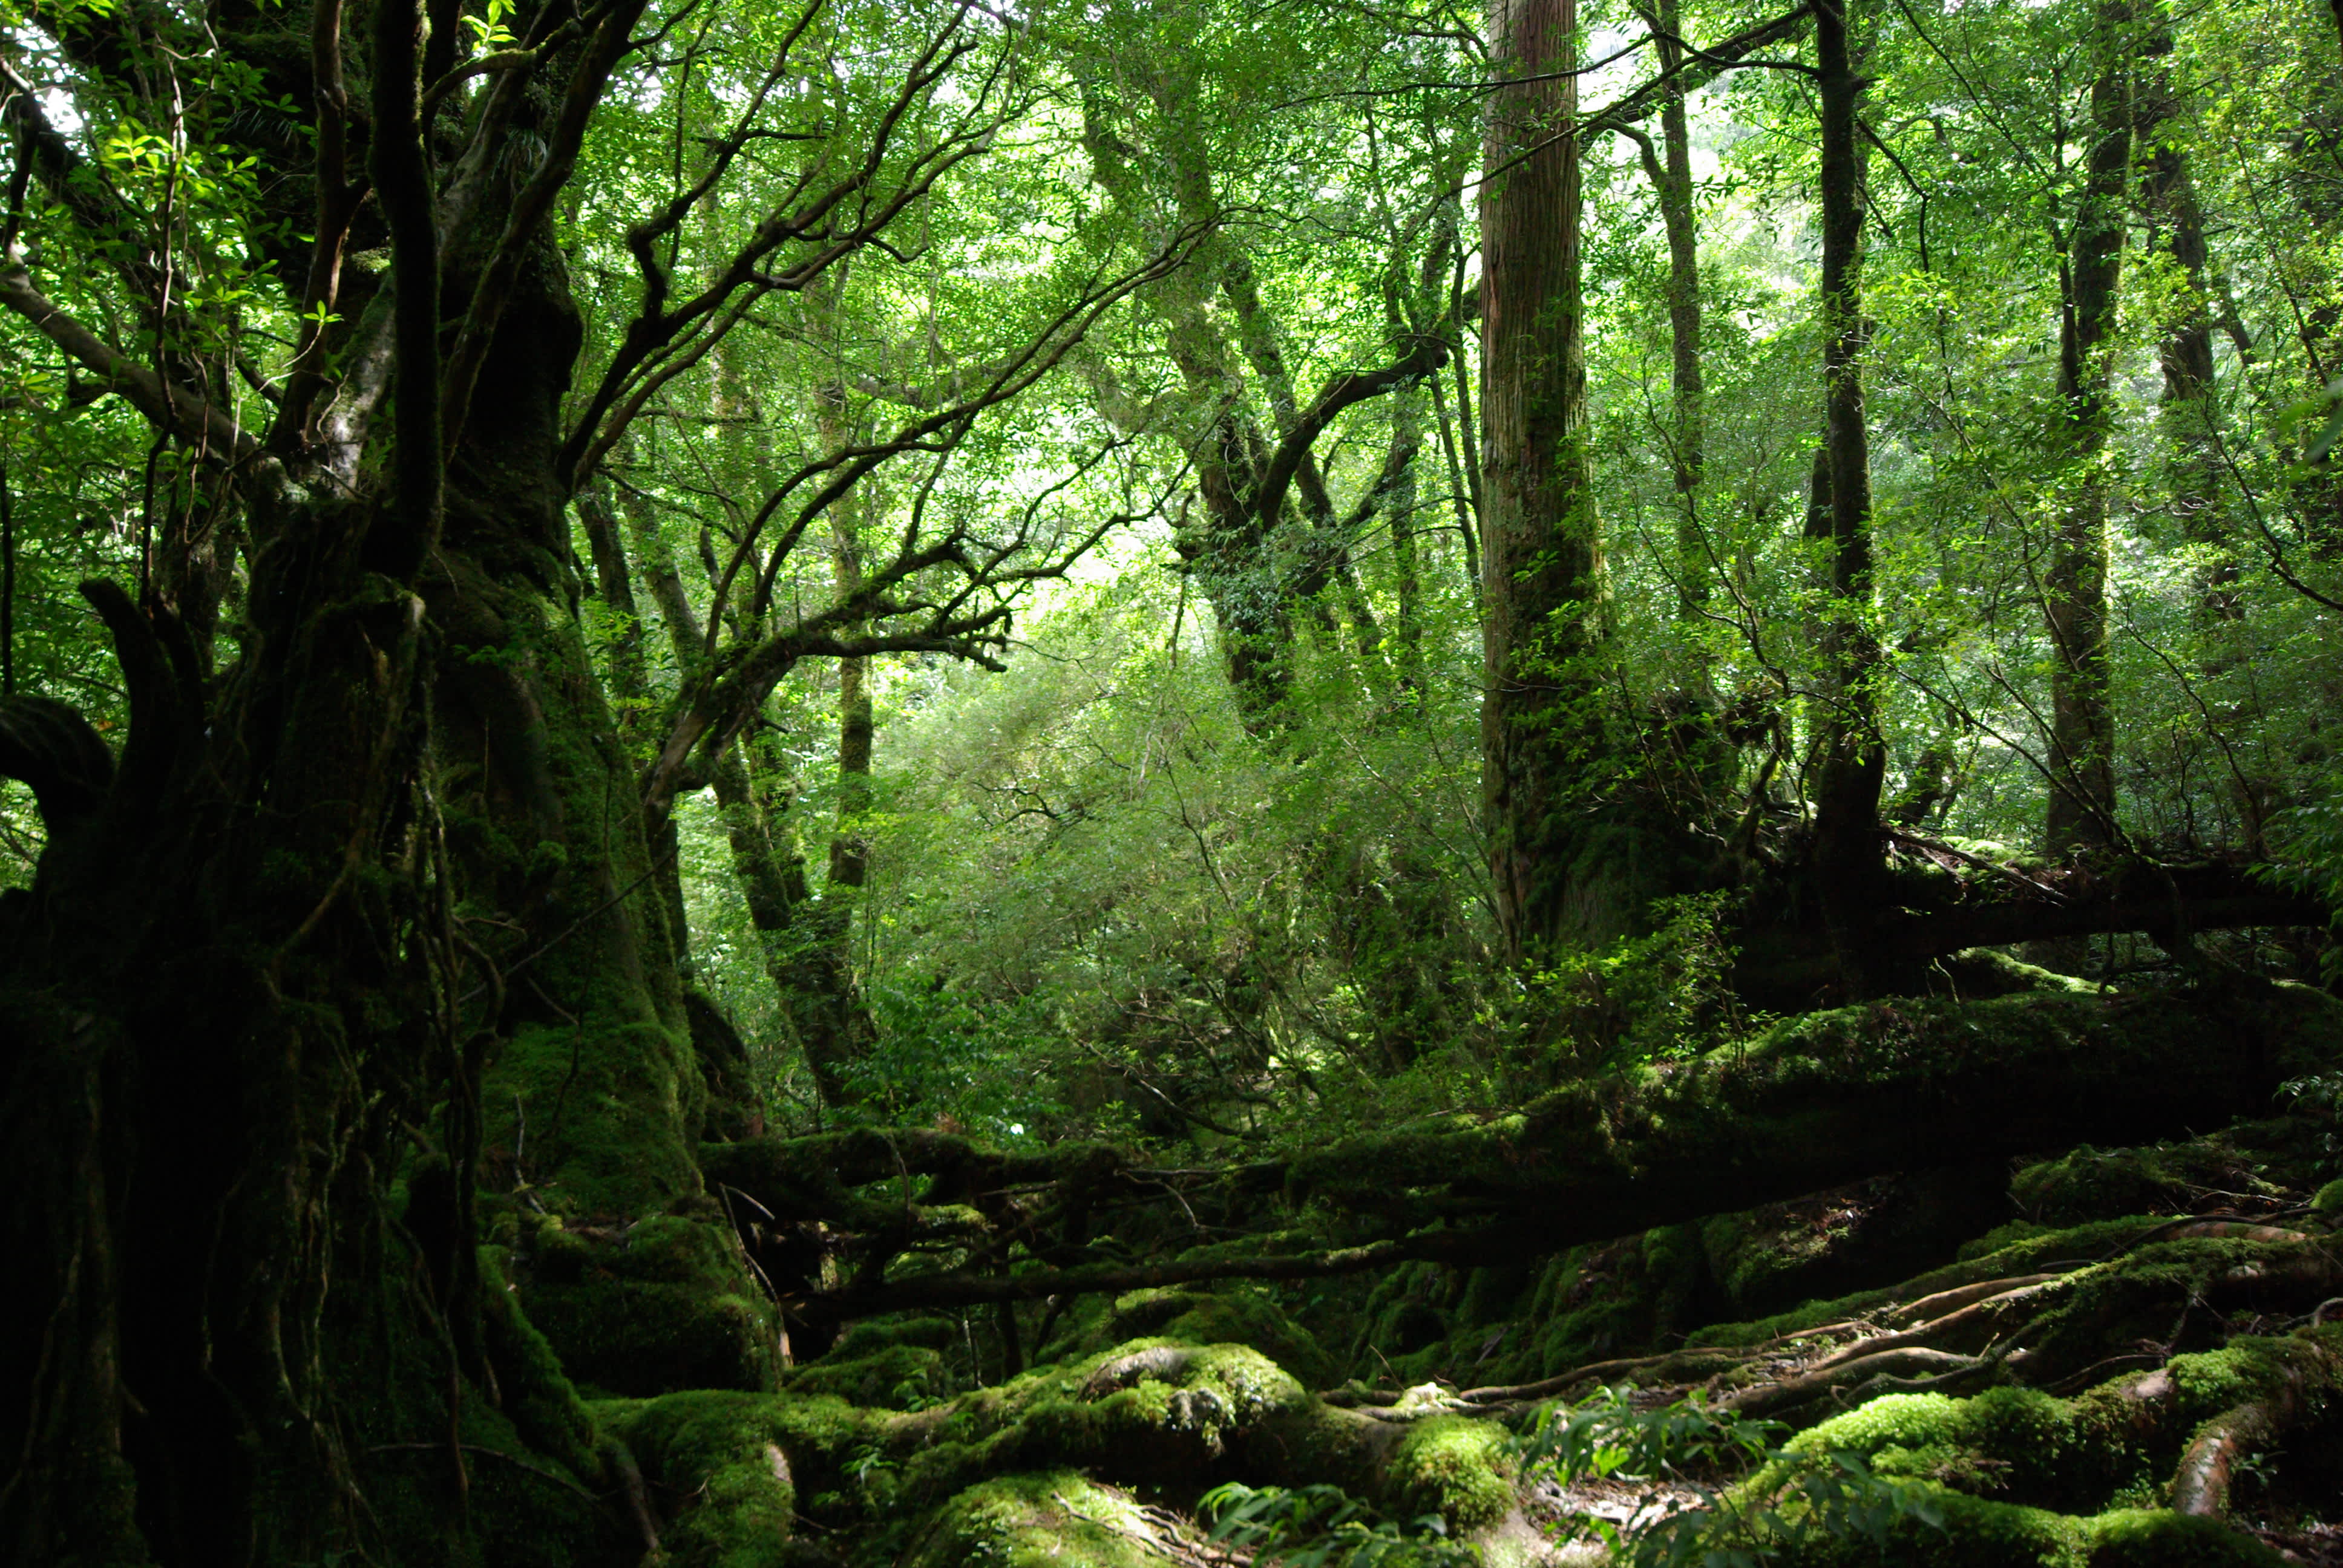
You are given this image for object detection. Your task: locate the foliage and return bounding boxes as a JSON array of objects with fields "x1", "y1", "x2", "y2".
[
  {"x1": 1518, "y1": 1387, "x2": 1947, "y2": 1568},
  {"x1": 1198, "y1": 1481, "x2": 1482, "y2": 1568},
  {"x1": 1518, "y1": 892, "x2": 1763, "y2": 1078}
]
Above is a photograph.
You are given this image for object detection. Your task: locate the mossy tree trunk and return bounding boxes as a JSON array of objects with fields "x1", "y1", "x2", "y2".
[
  {"x1": 0, "y1": 0, "x2": 770, "y2": 1554},
  {"x1": 1806, "y1": 0, "x2": 1892, "y2": 997},
  {"x1": 2043, "y1": 12, "x2": 2132, "y2": 857},
  {"x1": 1477, "y1": 0, "x2": 1609, "y2": 963}
]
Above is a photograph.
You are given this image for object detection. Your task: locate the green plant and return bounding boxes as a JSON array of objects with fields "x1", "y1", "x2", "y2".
[
  {"x1": 1516, "y1": 1387, "x2": 1945, "y2": 1567},
  {"x1": 2277, "y1": 1071, "x2": 2343, "y2": 1175},
  {"x1": 1198, "y1": 1481, "x2": 1483, "y2": 1568},
  {"x1": 1523, "y1": 892, "x2": 1761, "y2": 1076}
]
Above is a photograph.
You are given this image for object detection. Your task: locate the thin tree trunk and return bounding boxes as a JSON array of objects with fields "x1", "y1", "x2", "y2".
[
  {"x1": 1389, "y1": 384, "x2": 1428, "y2": 693},
  {"x1": 1640, "y1": 0, "x2": 1707, "y2": 613},
  {"x1": 2044, "y1": 30, "x2": 2131, "y2": 855},
  {"x1": 1807, "y1": 0, "x2": 1890, "y2": 995}
]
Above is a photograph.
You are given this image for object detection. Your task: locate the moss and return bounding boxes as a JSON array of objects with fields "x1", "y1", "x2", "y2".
[
  {"x1": 1686, "y1": 1216, "x2": 2182, "y2": 1353},
  {"x1": 2312, "y1": 1177, "x2": 2343, "y2": 1227},
  {"x1": 828, "y1": 1315, "x2": 960, "y2": 1359},
  {"x1": 933, "y1": 1341, "x2": 1309, "y2": 1488},
  {"x1": 600, "y1": 1390, "x2": 885, "y2": 1566},
  {"x1": 520, "y1": 1213, "x2": 777, "y2": 1396},
  {"x1": 1082, "y1": 1284, "x2": 1339, "y2": 1389},
  {"x1": 777, "y1": 1342, "x2": 953, "y2": 1410},
  {"x1": 1752, "y1": 1329, "x2": 2343, "y2": 1527},
  {"x1": 2080, "y1": 1509, "x2": 2289, "y2": 1566},
  {"x1": 899, "y1": 1472, "x2": 1190, "y2": 1568},
  {"x1": 478, "y1": 1244, "x2": 602, "y2": 1481},
  {"x1": 486, "y1": 1015, "x2": 703, "y2": 1218},
  {"x1": 1387, "y1": 1414, "x2": 1517, "y2": 1532},
  {"x1": 1768, "y1": 1487, "x2": 2281, "y2": 1567},
  {"x1": 2011, "y1": 1140, "x2": 2285, "y2": 1229}
]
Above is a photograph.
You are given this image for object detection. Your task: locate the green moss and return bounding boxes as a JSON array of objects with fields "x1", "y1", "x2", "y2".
[
  {"x1": 937, "y1": 1341, "x2": 1308, "y2": 1488},
  {"x1": 1387, "y1": 1414, "x2": 1516, "y2": 1532},
  {"x1": 487, "y1": 1016, "x2": 703, "y2": 1218},
  {"x1": 519, "y1": 1214, "x2": 777, "y2": 1396},
  {"x1": 1083, "y1": 1284, "x2": 1339, "y2": 1389},
  {"x1": 478, "y1": 1244, "x2": 601, "y2": 1481},
  {"x1": 1754, "y1": 1329, "x2": 2343, "y2": 1530},
  {"x1": 899, "y1": 1472, "x2": 1188, "y2": 1568},
  {"x1": 595, "y1": 1390, "x2": 823, "y2": 1568},
  {"x1": 2312, "y1": 1177, "x2": 2343, "y2": 1226},
  {"x1": 777, "y1": 1342, "x2": 953, "y2": 1410},
  {"x1": 828, "y1": 1315, "x2": 960, "y2": 1359},
  {"x1": 2010, "y1": 1140, "x2": 2284, "y2": 1229},
  {"x1": 1765, "y1": 1489, "x2": 2283, "y2": 1567}
]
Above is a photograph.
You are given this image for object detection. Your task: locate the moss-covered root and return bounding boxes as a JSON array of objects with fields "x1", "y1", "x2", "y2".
[
  {"x1": 598, "y1": 1339, "x2": 1530, "y2": 1563},
  {"x1": 1779, "y1": 1495, "x2": 2287, "y2": 1567},
  {"x1": 1735, "y1": 1327, "x2": 2343, "y2": 1566},
  {"x1": 515, "y1": 1212, "x2": 780, "y2": 1396},
  {"x1": 898, "y1": 1472, "x2": 1202, "y2": 1568},
  {"x1": 595, "y1": 1390, "x2": 859, "y2": 1567}
]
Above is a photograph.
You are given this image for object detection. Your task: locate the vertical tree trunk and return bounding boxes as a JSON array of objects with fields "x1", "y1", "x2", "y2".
[
  {"x1": 1389, "y1": 383, "x2": 1429, "y2": 693},
  {"x1": 1646, "y1": 0, "x2": 1708, "y2": 613},
  {"x1": 1479, "y1": 0, "x2": 1602, "y2": 962},
  {"x1": 2135, "y1": 29, "x2": 2234, "y2": 617},
  {"x1": 1807, "y1": 0, "x2": 1890, "y2": 995},
  {"x1": 2043, "y1": 32, "x2": 2131, "y2": 856}
]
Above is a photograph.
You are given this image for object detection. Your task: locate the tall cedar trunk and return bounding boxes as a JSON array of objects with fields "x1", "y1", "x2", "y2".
[
  {"x1": 2044, "y1": 30, "x2": 2132, "y2": 856},
  {"x1": 1479, "y1": 0, "x2": 1602, "y2": 962},
  {"x1": 1807, "y1": 0, "x2": 1890, "y2": 996}
]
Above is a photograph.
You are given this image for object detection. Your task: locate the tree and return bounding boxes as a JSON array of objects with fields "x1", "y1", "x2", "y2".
[{"x1": 6, "y1": 0, "x2": 2343, "y2": 1560}]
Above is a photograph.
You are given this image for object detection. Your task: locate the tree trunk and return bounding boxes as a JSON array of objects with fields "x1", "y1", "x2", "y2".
[
  {"x1": 1807, "y1": 0, "x2": 1890, "y2": 995},
  {"x1": 1645, "y1": 0, "x2": 1707, "y2": 614},
  {"x1": 2136, "y1": 71, "x2": 2233, "y2": 618},
  {"x1": 1479, "y1": 0, "x2": 1605, "y2": 961},
  {"x1": 2043, "y1": 31, "x2": 2131, "y2": 855}
]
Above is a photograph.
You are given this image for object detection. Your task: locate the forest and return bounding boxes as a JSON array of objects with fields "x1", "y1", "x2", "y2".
[{"x1": 4, "y1": 0, "x2": 2343, "y2": 1559}]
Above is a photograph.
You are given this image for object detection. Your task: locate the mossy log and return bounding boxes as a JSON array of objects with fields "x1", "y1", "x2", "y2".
[{"x1": 707, "y1": 979, "x2": 2343, "y2": 1319}]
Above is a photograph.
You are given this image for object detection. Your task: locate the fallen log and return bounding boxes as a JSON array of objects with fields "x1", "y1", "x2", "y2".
[{"x1": 710, "y1": 977, "x2": 2343, "y2": 1318}]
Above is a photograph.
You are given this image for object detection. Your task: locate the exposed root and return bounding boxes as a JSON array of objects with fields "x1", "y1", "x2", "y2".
[{"x1": 2172, "y1": 1377, "x2": 2307, "y2": 1518}]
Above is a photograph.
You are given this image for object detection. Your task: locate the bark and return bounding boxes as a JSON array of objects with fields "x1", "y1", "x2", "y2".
[
  {"x1": 2135, "y1": 62, "x2": 2233, "y2": 618},
  {"x1": 0, "y1": 4, "x2": 767, "y2": 1552},
  {"x1": 2043, "y1": 25, "x2": 2131, "y2": 855},
  {"x1": 1642, "y1": 0, "x2": 1707, "y2": 613},
  {"x1": 1807, "y1": 0, "x2": 1890, "y2": 996},
  {"x1": 1478, "y1": 0, "x2": 1605, "y2": 961},
  {"x1": 1388, "y1": 382, "x2": 1429, "y2": 692}
]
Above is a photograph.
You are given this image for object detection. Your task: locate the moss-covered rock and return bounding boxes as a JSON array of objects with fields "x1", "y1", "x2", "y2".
[
  {"x1": 598, "y1": 1389, "x2": 877, "y2": 1566},
  {"x1": 1747, "y1": 1328, "x2": 2343, "y2": 1523},
  {"x1": 1386, "y1": 1414, "x2": 1516, "y2": 1531},
  {"x1": 1079, "y1": 1284, "x2": 1339, "y2": 1389},
  {"x1": 899, "y1": 1472, "x2": 1193, "y2": 1568},
  {"x1": 778, "y1": 1342, "x2": 955, "y2": 1410}
]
